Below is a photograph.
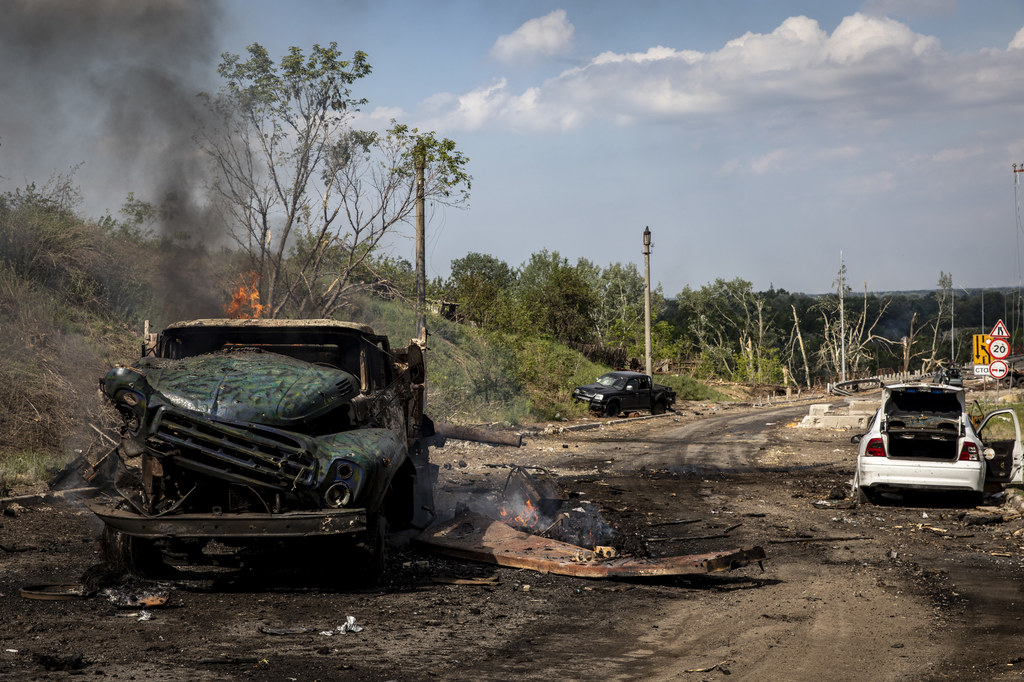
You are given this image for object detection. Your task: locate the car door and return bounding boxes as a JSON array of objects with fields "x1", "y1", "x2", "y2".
[
  {"x1": 623, "y1": 379, "x2": 640, "y2": 411},
  {"x1": 978, "y1": 409, "x2": 1024, "y2": 484}
]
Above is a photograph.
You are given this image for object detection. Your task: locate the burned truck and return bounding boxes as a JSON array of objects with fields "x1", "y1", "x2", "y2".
[{"x1": 85, "y1": 319, "x2": 437, "y2": 579}]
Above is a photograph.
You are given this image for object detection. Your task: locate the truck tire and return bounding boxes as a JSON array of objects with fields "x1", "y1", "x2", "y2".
[
  {"x1": 353, "y1": 513, "x2": 390, "y2": 584},
  {"x1": 604, "y1": 401, "x2": 620, "y2": 418},
  {"x1": 652, "y1": 400, "x2": 666, "y2": 415},
  {"x1": 100, "y1": 526, "x2": 164, "y2": 577}
]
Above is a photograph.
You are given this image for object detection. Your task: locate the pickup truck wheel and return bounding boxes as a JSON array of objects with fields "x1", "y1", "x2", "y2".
[
  {"x1": 603, "y1": 401, "x2": 620, "y2": 418},
  {"x1": 652, "y1": 400, "x2": 666, "y2": 415}
]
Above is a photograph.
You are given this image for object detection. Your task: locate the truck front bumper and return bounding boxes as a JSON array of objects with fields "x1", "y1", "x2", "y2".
[{"x1": 84, "y1": 499, "x2": 367, "y2": 539}]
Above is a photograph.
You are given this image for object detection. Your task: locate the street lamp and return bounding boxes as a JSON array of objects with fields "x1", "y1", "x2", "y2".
[{"x1": 643, "y1": 227, "x2": 652, "y2": 378}]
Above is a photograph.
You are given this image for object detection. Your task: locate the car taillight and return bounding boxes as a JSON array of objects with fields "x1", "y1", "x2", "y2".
[
  {"x1": 959, "y1": 442, "x2": 980, "y2": 461},
  {"x1": 865, "y1": 438, "x2": 886, "y2": 457}
]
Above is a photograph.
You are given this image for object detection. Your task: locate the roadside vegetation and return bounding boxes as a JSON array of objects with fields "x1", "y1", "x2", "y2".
[{"x1": 0, "y1": 173, "x2": 727, "y2": 488}]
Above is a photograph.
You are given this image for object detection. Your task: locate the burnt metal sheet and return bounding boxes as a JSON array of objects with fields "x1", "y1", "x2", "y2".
[
  {"x1": 413, "y1": 512, "x2": 766, "y2": 578},
  {"x1": 84, "y1": 499, "x2": 366, "y2": 539}
]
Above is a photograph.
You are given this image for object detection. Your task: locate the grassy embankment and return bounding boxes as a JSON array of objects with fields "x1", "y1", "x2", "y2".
[{"x1": 0, "y1": 189, "x2": 730, "y2": 487}]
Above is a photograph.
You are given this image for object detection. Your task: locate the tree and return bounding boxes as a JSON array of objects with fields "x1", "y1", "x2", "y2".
[
  {"x1": 513, "y1": 250, "x2": 597, "y2": 345},
  {"x1": 815, "y1": 278, "x2": 892, "y2": 380},
  {"x1": 446, "y1": 252, "x2": 516, "y2": 328},
  {"x1": 200, "y1": 43, "x2": 469, "y2": 318},
  {"x1": 673, "y1": 278, "x2": 782, "y2": 384},
  {"x1": 579, "y1": 261, "x2": 664, "y2": 352},
  {"x1": 925, "y1": 271, "x2": 953, "y2": 371}
]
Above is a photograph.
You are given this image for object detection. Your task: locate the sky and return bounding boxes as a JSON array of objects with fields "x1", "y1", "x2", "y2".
[{"x1": 5, "y1": 0, "x2": 1024, "y2": 296}]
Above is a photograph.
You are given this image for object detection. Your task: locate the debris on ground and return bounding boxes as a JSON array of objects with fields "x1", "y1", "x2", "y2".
[{"x1": 414, "y1": 512, "x2": 766, "y2": 578}]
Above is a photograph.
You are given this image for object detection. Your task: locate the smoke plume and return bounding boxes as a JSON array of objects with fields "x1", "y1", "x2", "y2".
[
  {"x1": 0, "y1": 1, "x2": 223, "y2": 228},
  {"x1": 0, "y1": 0, "x2": 229, "y2": 318}
]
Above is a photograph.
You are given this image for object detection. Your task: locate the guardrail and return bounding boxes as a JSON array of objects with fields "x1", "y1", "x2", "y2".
[{"x1": 828, "y1": 371, "x2": 926, "y2": 396}]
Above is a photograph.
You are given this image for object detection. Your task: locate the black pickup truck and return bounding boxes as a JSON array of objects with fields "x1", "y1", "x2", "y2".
[{"x1": 572, "y1": 371, "x2": 676, "y2": 417}]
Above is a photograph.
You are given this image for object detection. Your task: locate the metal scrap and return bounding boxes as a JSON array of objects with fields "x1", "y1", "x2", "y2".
[{"x1": 414, "y1": 512, "x2": 766, "y2": 578}]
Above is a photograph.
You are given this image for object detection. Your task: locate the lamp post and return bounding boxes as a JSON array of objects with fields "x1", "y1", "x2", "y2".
[{"x1": 643, "y1": 227, "x2": 652, "y2": 378}]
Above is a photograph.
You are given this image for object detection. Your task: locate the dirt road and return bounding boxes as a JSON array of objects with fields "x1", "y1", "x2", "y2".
[{"x1": 3, "y1": 401, "x2": 1024, "y2": 680}]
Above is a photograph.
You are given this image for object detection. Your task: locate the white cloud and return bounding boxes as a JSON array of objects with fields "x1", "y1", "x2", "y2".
[
  {"x1": 352, "y1": 105, "x2": 406, "y2": 130},
  {"x1": 750, "y1": 148, "x2": 792, "y2": 174},
  {"x1": 1011, "y1": 26, "x2": 1024, "y2": 50},
  {"x1": 931, "y1": 146, "x2": 984, "y2": 163},
  {"x1": 744, "y1": 145, "x2": 861, "y2": 175},
  {"x1": 491, "y1": 9, "x2": 574, "y2": 64},
  {"x1": 425, "y1": 12, "x2": 1024, "y2": 134}
]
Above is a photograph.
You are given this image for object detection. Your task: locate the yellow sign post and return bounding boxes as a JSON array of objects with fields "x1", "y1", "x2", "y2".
[{"x1": 974, "y1": 334, "x2": 992, "y2": 367}]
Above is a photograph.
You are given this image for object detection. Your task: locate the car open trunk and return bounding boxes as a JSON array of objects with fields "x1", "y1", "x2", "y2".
[
  {"x1": 886, "y1": 429, "x2": 960, "y2": 460},
  {"x1": 883, "y1": 386, "x2": 963, "y2": 460}
]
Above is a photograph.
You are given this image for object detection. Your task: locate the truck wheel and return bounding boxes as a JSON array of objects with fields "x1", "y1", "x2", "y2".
[
  {"x1": 604, "y1": 401, "x2": 619, "y2": 418},
  {"x1": 354, "y1": 513, "x2": 390, "y2": 584},
  {"x1": 100, "y1": 526, "x2": 164, "y2": 576},
  {"x1": 652, "y1": 400, "x2": 666, "y2": 415}
]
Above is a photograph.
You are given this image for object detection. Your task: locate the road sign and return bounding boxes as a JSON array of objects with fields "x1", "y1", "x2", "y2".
[
  {"x1": 990, "y1": 319, "x2": 1010, "y2": 338},
  {"x1": 989, "y1": 337, "x2": 1011, "y2": 360},
  {"x1": 974, "y1": 334, "x2": 992, "y2": 365},
  {"x1": 974, "y1": 365, "x2": 991, "y2": 376},
  {"x1": 990, "y1": 359, "x2": 1009, "y2": 379}
]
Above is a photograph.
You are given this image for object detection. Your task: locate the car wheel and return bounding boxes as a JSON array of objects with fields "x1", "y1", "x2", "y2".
[
  {"x1": 856, "y1": 486, "x2": 878, "y2": 505},
  {"x1": 604, "y1": 401, "x2": 619, "y2": 418},
  {"x1": 354, "y1": 513, "x2": 390, "y2": 584}
]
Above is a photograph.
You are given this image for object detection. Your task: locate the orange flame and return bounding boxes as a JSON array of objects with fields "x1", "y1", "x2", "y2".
[
  {"x1": 224, "y1": 272, "x2": 265, "y2": 319},
  {"x1": 499, "y1": 499, "x2": 540, "y2": 529}
]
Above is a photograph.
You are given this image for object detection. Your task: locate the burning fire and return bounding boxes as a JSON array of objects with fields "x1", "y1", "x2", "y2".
[
  {"x1": 499, "y1": 498, "x2": 540, "y2": 530},
  {"x1": 224, "y1": 272, "x2": 265, "y2": 319}
]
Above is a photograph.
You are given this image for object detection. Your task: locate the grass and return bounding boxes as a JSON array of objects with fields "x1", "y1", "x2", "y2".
[
  {"x1": 0, "y1": 449, "x2": 74, "y2": 490},
  {"x1": 655, "y1": 373, "x2": 734, "y2": 402}
]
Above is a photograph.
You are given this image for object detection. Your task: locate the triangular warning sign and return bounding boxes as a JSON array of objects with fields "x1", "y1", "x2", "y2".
[{"x1": 990, "y1": 319, "x2": 1010, "y2": 338}]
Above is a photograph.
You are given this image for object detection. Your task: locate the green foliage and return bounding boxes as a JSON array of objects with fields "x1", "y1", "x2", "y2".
[
  {"x1": 653, "y1": 374, "x2": 733, "y2": 402},
  {"x1": 505, "y1": 250, "x2": 598, "y2": 344},
  {"x1": 205, "y1": 45, "x2": 471, "y2": 319},
  {"x1": 218, "y1": 42, "x2": 370, "y2": 121},
  {"x1": 390, "y1": 123, "x2": 472, "y2": 203},
  {"x1": 495, "y1": 334, "x2": 608, "y2": 420},
  {"x1": 444, "y1": 252, "x2": 516, "y2": 328}
]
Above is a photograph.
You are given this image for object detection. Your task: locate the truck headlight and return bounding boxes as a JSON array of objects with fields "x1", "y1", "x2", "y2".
[
  {"x1": 324, "y1": 482, "x2": 352, "y2": 508},
  {"x1": 592, "y1": 394, "x2": 603, "y2": 401}
]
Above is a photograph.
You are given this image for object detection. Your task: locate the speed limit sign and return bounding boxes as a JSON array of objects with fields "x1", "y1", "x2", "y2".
[
  {"x1": 989, "y1": 337, "x2": 1011, "y2": 360},
  {"x1": 990, "y1": 360, "x2": 1009, "y2": 379}
]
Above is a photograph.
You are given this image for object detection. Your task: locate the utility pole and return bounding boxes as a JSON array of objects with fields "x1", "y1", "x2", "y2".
[
  {"x1": 839, "y1": 251, "x2": 846, "y2": 383},
  {"x1": 643, "y1": 227, "x2": 652, "y2": 378},
  {"x1": 415, "y1": 141, "x2": 426, "y2": 344}
]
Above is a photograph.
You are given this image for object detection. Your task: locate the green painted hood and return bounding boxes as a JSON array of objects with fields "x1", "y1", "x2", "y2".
[{"x1": 127, "y1": 351, "x2": 359, "y2": 426}]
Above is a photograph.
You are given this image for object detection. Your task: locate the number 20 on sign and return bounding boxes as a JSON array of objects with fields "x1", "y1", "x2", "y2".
[{"x1": 989, "y1": 337, "x2": 1011, "y2": 360}]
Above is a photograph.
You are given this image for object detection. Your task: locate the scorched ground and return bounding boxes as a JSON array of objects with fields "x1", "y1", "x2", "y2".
[{"x1": 3, "y1": 400, "x2": 1024, "y2": 680}]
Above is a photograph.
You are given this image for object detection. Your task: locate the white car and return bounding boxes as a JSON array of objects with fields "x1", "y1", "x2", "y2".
[{"x1": 853, "y1": 383, "x2": 1023, "y2": 503}]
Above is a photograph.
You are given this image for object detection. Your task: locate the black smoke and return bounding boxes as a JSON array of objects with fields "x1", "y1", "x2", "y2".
[
  {"x1": 0, "y1": 0, "x2": 228, "y2": 318},
  {"x1": 0, "y1": 0, "x2": 222, "y2": 228}
]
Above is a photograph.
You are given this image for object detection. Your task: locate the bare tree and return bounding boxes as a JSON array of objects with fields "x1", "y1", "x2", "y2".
[
  {"x1": 816, "y1": 283, "x2": 893, "y2": 380},
  {"x1": 199, "y1": 43, "x2": 468, "y2": 318}
]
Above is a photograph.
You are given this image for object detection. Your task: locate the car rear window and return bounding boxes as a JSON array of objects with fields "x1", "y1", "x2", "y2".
[{"x1": 886, "y1": 389, "x2": 961, "y2": 419}]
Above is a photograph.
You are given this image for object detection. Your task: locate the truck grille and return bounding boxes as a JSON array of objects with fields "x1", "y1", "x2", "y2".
[{"x1": 153, "y1": 410, "x2": 318, "y2": 489}]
